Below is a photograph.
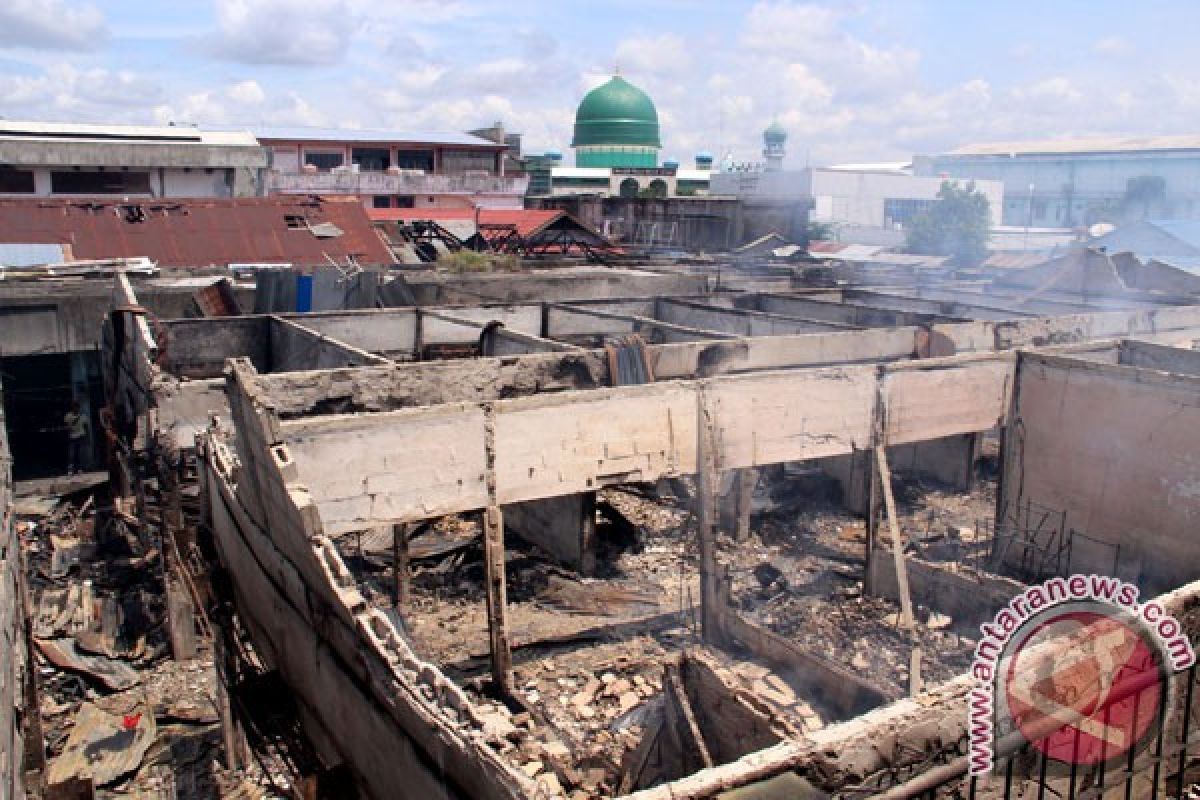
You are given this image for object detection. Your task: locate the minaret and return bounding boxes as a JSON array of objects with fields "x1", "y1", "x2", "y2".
[{"x1": 763, "y1": 120, "x2": 787, "y2": 172}]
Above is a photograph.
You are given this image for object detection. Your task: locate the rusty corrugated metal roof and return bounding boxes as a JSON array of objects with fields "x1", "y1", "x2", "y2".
[{"x1": 0, "y1": 195, "x2": 394, "y2": 268}]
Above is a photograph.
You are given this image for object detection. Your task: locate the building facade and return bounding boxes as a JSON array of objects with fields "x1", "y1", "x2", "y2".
[
  {"x1": 915, "y1": 136, "x2": 1200, "y2": 227},
  {"x1": 0, "y1": 120, "x2": 267, "y2": 199},
  {"x1": 259, "y1": 127, "x2": 527, "y2": 210}
]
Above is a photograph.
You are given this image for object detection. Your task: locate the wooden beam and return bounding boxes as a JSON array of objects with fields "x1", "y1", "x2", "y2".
[
  {"x1": 483, "y1": 506, "x2": 513, "y2": 693},
  {"x1": 392, "y1": 523, "x2": 409, "y2": 610},
  {"x1": 875, "y1": 445, "x2": 915, "y2": 629},
  {"x1": 696, "y1": 389, "x2": 720, "y2": 643},
  {"x1": 863, "y1": 450, "x2": 879, "y2": 596}
]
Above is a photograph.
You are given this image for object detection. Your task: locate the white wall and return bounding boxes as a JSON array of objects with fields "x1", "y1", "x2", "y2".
[{"x1": 808, "y1": 169, "x2": 1003, "y2": 228}]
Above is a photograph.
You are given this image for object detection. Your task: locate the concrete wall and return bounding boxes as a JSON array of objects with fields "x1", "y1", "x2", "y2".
[
  {"x1": 999, "y1": 351, "x2": 1200, "y2": 593},
  {"x1": 0, "y1": 403, "x2": 33, "y2": 800},
  {"x1": 655, "y1": 298, "x2": 847, "y2": 336},
  {"x1": 865, "y1": 548, "x2": 1025, "y2": 629},
  {"x1": 820, "y1": 434, "x2": 977, "y2": 515},
  {"x1": 283, "y1": 309, "x2": 417, "y2": 357},
  {"x1": 751, "y1": 293, "x2": 940, "y2": 327},
  {"x1": 164, "y1": 317, "x2": 271, "y2": 378},
  {"x1": 809, "y1": 169, "x2": 1003, "y2": 228},
  {"x1": 404, "y1": 269, "x2": 708, "y2": 305},
  {"x1": 271, "y1": 352, "x2": 1015, "y2": 533},
  {"x1": 268, "y1": 317, "x2": 390, "y2": 371}
]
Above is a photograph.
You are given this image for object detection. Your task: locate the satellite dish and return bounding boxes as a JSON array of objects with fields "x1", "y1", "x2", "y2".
[{"x1": 1088, "y1": 222, "x2": 1116, "y2": 238}]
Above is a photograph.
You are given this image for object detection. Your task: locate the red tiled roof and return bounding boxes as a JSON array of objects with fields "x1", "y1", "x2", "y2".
[
  {"x1": 806, "y1": 240, "x2": 848, "y2": 254},
  {"x1": 369, "y1": 207, "x2": 564, "y2": 238},
  {"x1": 0, "y1": 195, "x2": 394, "y2": 267}
]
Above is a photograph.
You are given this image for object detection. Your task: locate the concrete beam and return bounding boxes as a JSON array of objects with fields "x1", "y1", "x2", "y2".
[
  {"x1": 655, "y1": 297, "x2": 857, "y2": 335},
  {"x1": 267, "y1": 351, "x2": 1015, "y2": 532}
]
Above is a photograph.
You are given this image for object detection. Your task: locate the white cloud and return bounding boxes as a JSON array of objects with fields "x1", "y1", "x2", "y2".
[
  {"x1": 1013, "y1": 76, "x2": 1084, "y2": 106},
  {"x1": 782, "y1": 63, "x2": 834, "y2": 107},
  {"x1": 0, "y1": 64, "x2": 160, "y2": 118},
  {"x1": 226, "y1": 79, "x2": 265, "y2": 106},
  {"x1": 210, "y1": 0, "x2": 355, "y2": 65},
  {"x1": 614, "y1": 33, "x2": 691, "y2": 77},
  {"x1": 0, "y1": 0, "x2": 106, "y2": 51}
]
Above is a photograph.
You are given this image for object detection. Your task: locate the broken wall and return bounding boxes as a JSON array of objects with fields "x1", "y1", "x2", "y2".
[
  {"x1": 999, "y1": 350, "x2": 1200, "y2": 593},
  {"x1": 163, "y1": 317, "x2": 270, "y2": 378},
  {"x1": 0, "y1": 396, "x2": 34, "y2": 799},
  {"x1": 865, "y1": 549, "x2": 1025, "y2": 628}
]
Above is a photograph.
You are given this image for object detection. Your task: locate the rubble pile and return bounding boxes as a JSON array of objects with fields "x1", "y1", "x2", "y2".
[{"x1": 18, "y1": 488, "x2": 276, "y2": 799}]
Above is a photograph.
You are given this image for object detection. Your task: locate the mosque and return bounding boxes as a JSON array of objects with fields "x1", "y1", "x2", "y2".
[{"x1": 530, "y1": 73, "x2": 731, "y2": 198}]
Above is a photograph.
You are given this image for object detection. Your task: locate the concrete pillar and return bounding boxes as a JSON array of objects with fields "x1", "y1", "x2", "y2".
[
  {"x1": 821, "y1": 449, "x2": 873, "y2": 516},
  {"x1": 502, "y1": 492, "x2": 597, "y2": 575},
  {"x1": 886, "y1": 434, "x2": 978, "y2": 491},
  {"x1": 696, "y1": 394, "x2": 720, "y2": 643},
  {"x1": 718, "y1": 469, "x2": 756, "y2": 541}
]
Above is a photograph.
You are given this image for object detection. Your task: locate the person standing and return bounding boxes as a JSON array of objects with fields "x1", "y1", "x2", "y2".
[{"x1": 64, "y1": 399, "x2": 89, "y2": 475}]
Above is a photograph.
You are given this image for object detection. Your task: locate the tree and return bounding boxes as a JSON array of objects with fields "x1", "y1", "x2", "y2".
[
  {"x1": 803, "y1": 219, "x2": 834, "y2": 244},
  {"x1": 904, "y1": 181, "x2": 991, "y2": 265}
]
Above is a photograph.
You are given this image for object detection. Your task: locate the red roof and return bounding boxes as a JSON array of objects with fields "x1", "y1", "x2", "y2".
[
  {"x1": 0, "y1": 195, "x2": 394, "y2": 268},
  {"x1": 369, "y1": 207, "x2": 564, "y2": 238}
]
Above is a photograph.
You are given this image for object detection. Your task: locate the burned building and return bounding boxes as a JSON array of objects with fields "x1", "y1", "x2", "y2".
[{"x1": 38, "y1": 245, "x2": 1198, "y2": 799}]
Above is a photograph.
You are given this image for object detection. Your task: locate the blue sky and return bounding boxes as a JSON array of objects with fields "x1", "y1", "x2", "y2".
[{"x1": 1, "y1": 1, "x2": 1198, "y2": 166}]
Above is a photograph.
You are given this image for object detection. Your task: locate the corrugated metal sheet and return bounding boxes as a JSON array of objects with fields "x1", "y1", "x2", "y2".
[
  {"x1": 0, "y1": 196, "x2": 394, "y2": 268},
  {"x1": 253, "y1": 126, "x2": 502, "y2": 148},
  {"x1": 45, "y1": 702, "x2": 155, "y2": 787}
]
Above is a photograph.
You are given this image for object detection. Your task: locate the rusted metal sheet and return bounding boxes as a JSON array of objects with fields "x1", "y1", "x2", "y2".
[
  {"x1": 0, "y1": 196, "x2": 395, "y2": 268},
  {"x1": 192, "y1": 278, "x2": 242, "y2": 316},
  {"x1": 35, "y1": 638, "x2": 140, "y2": 691},
  {"x1": 45, "y1": 702, "x2": 155, "y2": 787}
]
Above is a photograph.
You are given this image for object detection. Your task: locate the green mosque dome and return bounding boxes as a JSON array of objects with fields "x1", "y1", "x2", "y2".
[
  {"x1": 764, "y1": 120, "x2": 788, "y2": 143},
  {"x1": 572, "y1": 75, "x2": 661, "y2": 168},
  {"x1": 572, "y1": 76, "x2": 661, "y2": 148}
]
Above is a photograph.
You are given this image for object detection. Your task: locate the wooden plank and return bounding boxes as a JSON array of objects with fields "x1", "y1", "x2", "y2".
[
  {"x1": 483, "y1": 506, "x2": 512, "y2": 692},
  {"x1": 875, "y1": 446, "x2": 914, "y2": 630}
]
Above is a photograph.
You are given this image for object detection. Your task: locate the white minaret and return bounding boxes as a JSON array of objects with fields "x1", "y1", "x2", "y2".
[{"x1": 763, "y1": 120, "x2": 787, "y2": 172}]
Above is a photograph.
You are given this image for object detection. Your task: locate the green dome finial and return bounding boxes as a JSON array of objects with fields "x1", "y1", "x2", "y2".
[{"x1": 764, "y1": 119, "x2": 788, "y2": 143}]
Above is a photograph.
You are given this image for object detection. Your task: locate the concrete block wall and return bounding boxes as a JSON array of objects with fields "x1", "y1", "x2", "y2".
[{"x1": 1000, "y1": 351, "x2": 1200, "y2": 594}]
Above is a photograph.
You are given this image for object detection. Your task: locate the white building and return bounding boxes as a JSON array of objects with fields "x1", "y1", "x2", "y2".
[
  {"x1": 710, "y1": 165, "x2": 1004, "y2": 246},
  {"x1": 0, "y1": 120, "x2": 267, "y2": 198},
  {"x1": 547, "y1": 163, "x2": 712, "y2": 198},
  {"x1": 915, "y1": 136, "x2": 1200, "y2": 227}
]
